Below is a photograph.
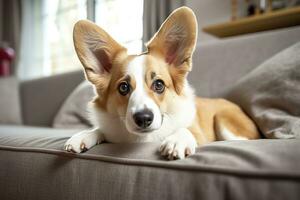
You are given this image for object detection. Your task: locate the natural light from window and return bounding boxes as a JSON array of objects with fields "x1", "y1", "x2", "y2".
[
  {"x1": 18, "y1": 0, "x2": 144, "y2": 79},
  {"x1": 95, "y1": 0, "x2": 143, "y2": 55},
  {"x1": 44, "y1": 0, "x2": 87, "y2": 75}
]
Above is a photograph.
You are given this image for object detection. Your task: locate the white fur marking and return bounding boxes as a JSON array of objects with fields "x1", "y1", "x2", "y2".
[
  {"x1": 220, "y1": 127, "x2": 248, "y2": 140},
  {"x1": 159, "y1": 128, "x2": 197, "y2": 160},
  {"x1": 125, "y1": 56, "x2": 162, "y2": 134},
  {"x1": 64, "y1": 128, "x2": 103, "y2": 153}
]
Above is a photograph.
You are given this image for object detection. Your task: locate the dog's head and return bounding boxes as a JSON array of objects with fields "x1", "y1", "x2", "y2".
[{"x1": 73, "y1": 7, "x2": 197, "y2": 135}]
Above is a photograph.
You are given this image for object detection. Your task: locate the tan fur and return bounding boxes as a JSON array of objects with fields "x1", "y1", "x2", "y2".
[
  {"x1": 190, "y1": 98, "x2": 260, "y2": 145},
  {"x1": 73, "y1": 19, "x2": 129, "y2": 110},
  {"x1": 91, "y1": 53, "x2": 134, "y2": 113},
  {"x1": 144, "y1": 55, "x2": 175, "y2": 105}
]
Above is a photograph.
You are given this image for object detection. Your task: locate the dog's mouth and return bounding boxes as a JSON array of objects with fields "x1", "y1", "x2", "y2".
[{"x1": 133, "y1": 128, "x2": 153, "y2": 133}]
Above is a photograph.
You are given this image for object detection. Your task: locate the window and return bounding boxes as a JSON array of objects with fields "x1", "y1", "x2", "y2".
[
  {"x1": 95, "y1": 0, "x2": 143, "y2": 54},
  {"x1": 18, "y1": 0, "x2": 143, "y2": 79},
  {"x1": 19, "y1": 0, "x2": 87, "y2": 79},
  {"x1": 44, "y1": 0, "x2": 88, "y2": 75}
]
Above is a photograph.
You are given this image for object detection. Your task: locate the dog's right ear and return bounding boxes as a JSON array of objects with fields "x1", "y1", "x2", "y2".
[{"x1": 73, "y1": 20, "x2": 126, "y2": 88}]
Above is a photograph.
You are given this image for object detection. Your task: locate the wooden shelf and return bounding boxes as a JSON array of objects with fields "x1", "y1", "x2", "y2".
[{"x1": 203, "y1": 6, "x2": 300, "y2": 38}]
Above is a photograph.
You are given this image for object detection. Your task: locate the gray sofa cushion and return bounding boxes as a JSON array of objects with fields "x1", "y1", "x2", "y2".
[
  {"x1": 0, "y1": 127, "x2": 300, "y2": 200},
  {"x1": 53, "y1": 81, "x2": 94, "y2": 129},
  {"x1": 0, "y1": 77, "x2": 22, "y2": 125},
  {"x1": 20, "y1": 70, "x2": 84, "y2": 127},
  {"x1": 0, "y1": 125, "x2": 78, "y2": 148},
  {"x1": 189, "y1": 26, "x2": 300, "y2": 97},
  {"x1": 227, "y1": 42, "x2": 300, "y2": 139}
]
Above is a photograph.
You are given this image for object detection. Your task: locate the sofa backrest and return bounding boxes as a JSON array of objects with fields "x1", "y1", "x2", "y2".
[
  {"x1": 189, "y1": 26, "x2": 300, "y2": 97},
  {"x1": 20, "y1": 70, "x2": 84, "y2": 127}
]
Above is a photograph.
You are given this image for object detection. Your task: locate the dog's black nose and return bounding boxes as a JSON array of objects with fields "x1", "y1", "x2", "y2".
[{"x1": 133, "y1": 109, "x2": 154, "y2": 129}]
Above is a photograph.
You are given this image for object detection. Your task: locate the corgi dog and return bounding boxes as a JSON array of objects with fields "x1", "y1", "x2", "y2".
[{"x1": 64, "y1": 7, "x2": 260, "y2": 160}]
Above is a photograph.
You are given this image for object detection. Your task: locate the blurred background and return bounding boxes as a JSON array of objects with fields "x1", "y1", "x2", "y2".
[{"x1": 0, "y1": 0, "x2": 299, "y2": 80}]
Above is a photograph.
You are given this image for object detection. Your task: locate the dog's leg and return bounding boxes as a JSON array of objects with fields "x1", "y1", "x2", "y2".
[
  {"x1": 64, "y1": 128, "x2": 104, "y2": 153},
  {"x1": 159, "y1": 128, "x2": 197, "y2": 160},
  {"x1": 214, "y1": 108, "x2": 260, "y2": 140}
]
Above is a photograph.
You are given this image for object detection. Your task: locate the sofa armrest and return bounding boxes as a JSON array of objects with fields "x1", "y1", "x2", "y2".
[{"x1": 20, "y1": 70, "x2": 85, "y2": 127}]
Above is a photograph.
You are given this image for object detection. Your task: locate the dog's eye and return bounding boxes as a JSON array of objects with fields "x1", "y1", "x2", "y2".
[
  {"x1": 152, "y1": 79, "x2": 165, "y2": 94},
  {"x1": 118, "y1": 82, "x2": 130, "y2": 96}
]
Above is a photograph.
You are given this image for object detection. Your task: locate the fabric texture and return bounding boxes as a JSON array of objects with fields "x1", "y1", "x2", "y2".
[
  {"x1": 0, "y1": 77, "x2": 22, "y2": 124},
  {"x1": 142, "y1": 0, "x2": 185, "y2": 46},
  {"x1": 226, "y1": 42, "x2": 300, "y2": 139},
  {"x1": 53, "y1": 81, "x2": 94, "y2": 129},
  {"x1": 0, "y1": 127, "x2": 300, "y2": 200}
]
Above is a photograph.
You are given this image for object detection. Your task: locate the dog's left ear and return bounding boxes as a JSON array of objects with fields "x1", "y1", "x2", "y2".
[{"x1": 146, "y1": 7, "x2": 197, "y2": 68}]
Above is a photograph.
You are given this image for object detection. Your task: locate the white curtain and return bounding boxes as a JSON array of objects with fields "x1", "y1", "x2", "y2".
[
  {"x1": 18, "y1": 0, "x2": 87, "y2": 80},
  {"x1": 18, "y1": 0, "x2": 46, "y2": 79}
]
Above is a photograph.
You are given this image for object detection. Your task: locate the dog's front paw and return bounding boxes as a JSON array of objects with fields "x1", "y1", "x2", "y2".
[
  {"x1": 64, "y1": 129, "x2": 103, "y2": 153},
  {"x1": 159, "y1": 128, "x2": 197, "y2": 160},
  {"x1": 64, "y1": 136, "x2": 88, "y2": 153}
]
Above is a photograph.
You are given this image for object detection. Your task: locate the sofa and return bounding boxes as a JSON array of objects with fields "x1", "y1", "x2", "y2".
[{"x1": 1, "y1": 26, "x2": 300, "y2": 200}]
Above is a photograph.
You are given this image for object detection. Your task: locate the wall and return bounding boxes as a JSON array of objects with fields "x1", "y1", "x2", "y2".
[{"x1": 186, "y1": 0, "x2": 247, "y2": 43}]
